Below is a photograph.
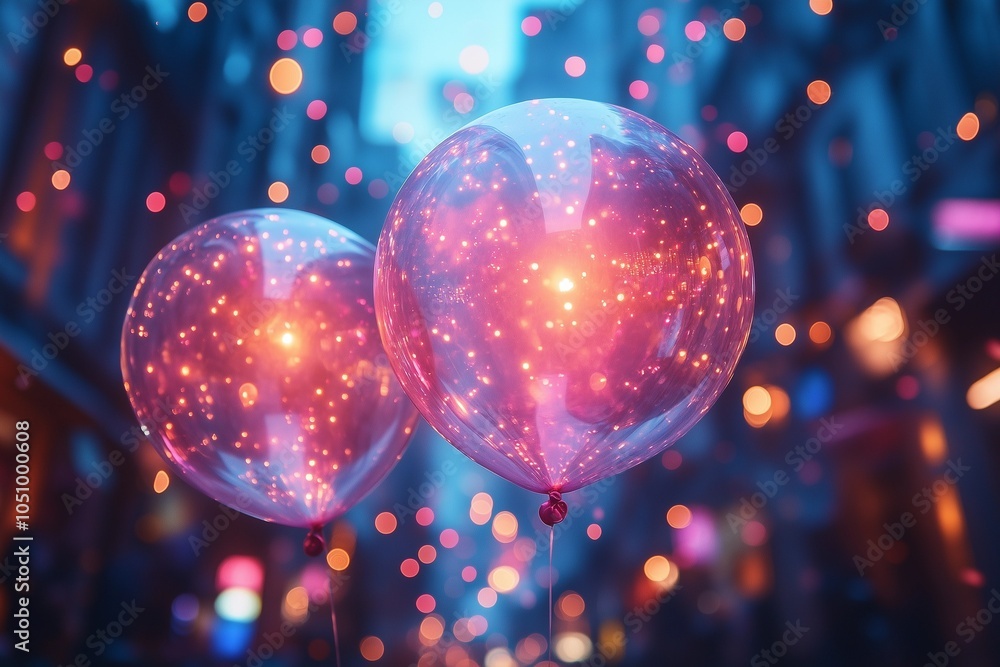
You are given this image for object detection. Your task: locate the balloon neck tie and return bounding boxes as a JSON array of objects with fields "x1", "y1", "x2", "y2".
[
  {"x1": 303, "y1": 524, "x2": 325, "y2": 557},
  {"x1": 538, "y1": 491, "x2": 568, "y2": 527}
]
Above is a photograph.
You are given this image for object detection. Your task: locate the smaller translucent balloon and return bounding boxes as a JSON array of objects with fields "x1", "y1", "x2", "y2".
[{"x1": 122, "y1": 209, "x2": 418, "y2": 535}]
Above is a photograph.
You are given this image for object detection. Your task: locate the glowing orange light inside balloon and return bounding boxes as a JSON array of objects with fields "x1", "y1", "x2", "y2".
[
  {"x1": 723, "y1": 18, "x2": 746, "y2": 41},
  {"x1": 740, "y1": 203, "x2": 763, "y2": 226},
  {"x1": 867, "y1": 208, "x2": 889, "y2": 231},
  {"x1": 666, "y1": 504, "x2": 692, "y2": 529},
  {"x1": 269, "y1": 58, "x2": 303, "y2": 95},
  {"x1": 957, "y1": 113, "x2": 980, "y2": 141},
  {"x1": 188, "y1": 2, "x2": 208, "y2": 22},
  {"x1": 333, "y1": 11, "x2": 357, "y2": 35},
  {"x1": 268, "y1": 181, "x2": 289, "y2": 203},
  {"x1": 63, "y1": 47, "x2": 82, "y2": 66},
  {"x1": 360, "y1": 637, "x2": 384, "y2": 661},
  {"x1": 807, "y1": 80, "x2": 832, "y2": 105},
  {"x1": 52, "y1": 169, "x2": 71, "y2": 190}
]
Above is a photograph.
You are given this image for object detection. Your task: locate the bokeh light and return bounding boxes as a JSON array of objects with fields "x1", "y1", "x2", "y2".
[
  {"x1": 459, "y1": 45, "x2": 490, "y2": 74},
  {"x1": 810, "y1": 0, "x2": 833, "y2": 15},
  {"x1": 152, "y1": 470, "x2": 170, "y2": 493},
  {"x1": 727, "y1": 131, "x2": 749, "y2": 152},
  {"x1": 521, "y1": 16, "x2": 542, "y2": 37},
  {"x1": 492, "y1": 511, "x2": 518, "y2": 543},
  {"x1": 685, "y1": 20, "x2": 706, "y2": 41},
  {"x1": 269, "y1": 58, "x2": 302, "y2": 94},
  {"x1": 360, "y1": 637, "x2": 384, "y2": 661},
  {"x1": 267, "y1": 181, "x2": 289, "y2": 203},
  {"x1": 809, "y1": 321, "x2": 833, "y2": 345},
  {"x1": 311, "y1": 145, "x2": 330, "y2": 164},
  {"x1": 957, "y1": 112, "x2": 980, "y2": 140},
  {"x1": 52, "y1": 169, "x2": 71, "y2": 190},
  {"x1": 333, "y1": 12, "x2": 357, "y2": 35},
  {"x1": 775, "y1": 323, "x2": 796, "y2": 346},
  {"x1": 638, "y1": 12, "x2": 660, "y2": 36},
  {"x1": 807, "y1": 80, "x2": 832, "y2": 105},
  {"x1": 724, "y1": 18, "x2": 747, "y2": 41},
  {"x1": 667, "y1": 504, "x2": 692, "y2": 529},
  {"x1": 326, "y1": 548, "x2": 350, "y2": 571},
  {"x1": 146, "y1": 191, "x2": 166, "y2": 212},
  {"x1": 556, "y1": 592, "x2": 585, "y2": 620},
  {"x1": 16, "y1": 191, "x2": 36, "y2": 212},
  {"x1": 644, "y1": 555, "x2": 672, "y2": 582},
  {"x1": 375, "y1": 512, "x2": 397, "y2": 535},
  {"x1": 743, "y1": 386, "x2": 772, "y2": 416},
  {"x1": 629, "y1": 80, "x2": 649, "y2": 99},
  {"x1": 565, "y1": 56, "x2": 586, "y2": 77},
  {"x1": 488, "y1": 566, "x2": 520, "y2": 593},
  {"x1": 187, "y1": 2, "x2": 207, "y2": 23},
  {"x1": 306, "y1": 100, "x2": 327, "y2": 120},
  {"x1": 867, "y1": 208, "x2": 889, "y2": 231},
  {"x1": 740, "y1": 203, "x2": 763, "y2": 226},
  {"x1": 63, "y1": 47, "x2": 82, "y2": 66}
]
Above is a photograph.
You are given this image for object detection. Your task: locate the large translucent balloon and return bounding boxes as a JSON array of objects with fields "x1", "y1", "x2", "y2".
[
  {"x1": 122, "y1": 209, "x2": 418, "y2": 552},
  {"x1": 375, "y1": 99, "x2": 754, "y2": 522}
]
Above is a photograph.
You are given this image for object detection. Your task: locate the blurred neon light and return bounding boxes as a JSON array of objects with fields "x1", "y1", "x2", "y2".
[{"x1": 933, "y1": 199, "x2": 1000, "y2": 249}]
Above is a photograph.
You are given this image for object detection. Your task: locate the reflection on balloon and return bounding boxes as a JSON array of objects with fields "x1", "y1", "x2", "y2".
[
  {"x1": 122, "y1": 208, "x2": 418, "y2": 552},
  {"x1": 375, "y1": 99, "x2": 754, "y2": 522}
]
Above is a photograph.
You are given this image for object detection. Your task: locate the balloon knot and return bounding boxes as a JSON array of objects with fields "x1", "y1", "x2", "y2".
[
  {"x1": 303, "y1": 524, "x2": 325, "y2": 557},
  {"x1": 538, "y1": 491, "x2": 568, "y2": 526}
]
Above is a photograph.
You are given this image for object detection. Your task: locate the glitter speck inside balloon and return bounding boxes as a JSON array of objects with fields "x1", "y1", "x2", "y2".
[
  {"x1": 375, "y1": 99, "x2": 754, "y2": 494},
  {"x1": 122, "y1": 209, "x2": 418, "y2": 527}
]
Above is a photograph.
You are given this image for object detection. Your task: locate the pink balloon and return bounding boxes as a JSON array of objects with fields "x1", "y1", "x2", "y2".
[
  {"x1": 122, "y1": 209, "x2": 418, "y2": 545},
  {"x1": 375, "y1": 99, "x2": 754, "y2": 517}
]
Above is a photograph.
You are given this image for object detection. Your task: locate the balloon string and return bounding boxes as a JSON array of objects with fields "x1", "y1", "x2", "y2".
[
  {"x1": 548, "y1": 525, "x2": 554, "y2": 665},
  {"x1": 329, "y1": 571, "x2": 342, "y2": 667}
]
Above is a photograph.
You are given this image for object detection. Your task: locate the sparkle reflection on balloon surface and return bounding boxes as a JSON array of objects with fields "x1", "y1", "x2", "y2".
[
  {"x1": 122, "y1": 209, "x2": 418, "y2": 528},
  {"x1": 376, "y1": 99, "x2": 754, "y2": 495}
]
